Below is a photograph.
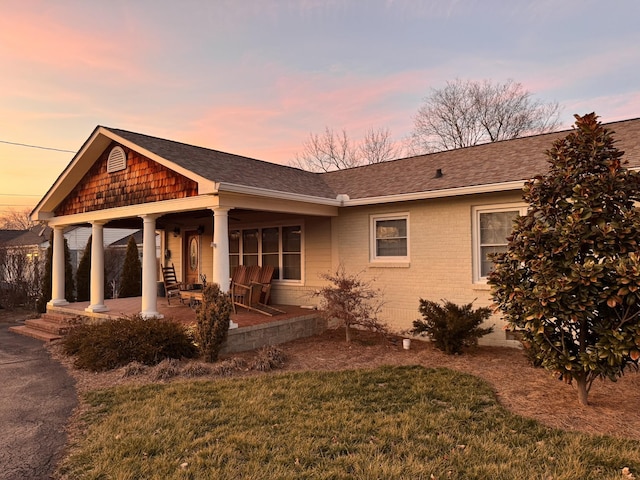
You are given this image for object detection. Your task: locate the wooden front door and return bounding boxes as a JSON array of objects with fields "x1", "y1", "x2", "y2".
[{"x1": 184, "y1": 231, "x2": 200, "y2": 286}]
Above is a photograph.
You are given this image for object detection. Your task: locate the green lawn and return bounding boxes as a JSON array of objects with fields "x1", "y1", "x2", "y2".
[{"x1": 58, "y1": 366, "x2": 639, "y2": 479}]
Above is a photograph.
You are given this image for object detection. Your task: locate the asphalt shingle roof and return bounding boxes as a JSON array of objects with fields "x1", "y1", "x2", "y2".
[
  {"x1": 105, "y1": 117, "x2": 640, "y2": 202},
  {"x1": 321, "y1": 117, "x2": 640, "y2": 199},
  {"x1": 106, "y1": 128, "x2": 338, "y2": 199}
]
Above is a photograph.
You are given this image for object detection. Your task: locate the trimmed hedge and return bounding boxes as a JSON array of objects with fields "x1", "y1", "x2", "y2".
[{"x1": 62, "y1": 315, "x2": 198, "y2": 371}]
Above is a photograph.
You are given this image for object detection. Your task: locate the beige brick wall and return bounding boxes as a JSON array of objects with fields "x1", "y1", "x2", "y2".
[
  {"x1": 330, "y1": 191, "x2": 523, "y2": 347},
  {"x1": 161, "y1": 190, "x2": 525, "y2": 347}
]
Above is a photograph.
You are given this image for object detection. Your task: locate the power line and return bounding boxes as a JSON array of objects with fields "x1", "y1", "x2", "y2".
[
  {"x1": 0, "y1": 139, "x2": 75, "y2": 153},
  {"x1": 0, "y1": 193, "x2": 41, "y2": 197}
]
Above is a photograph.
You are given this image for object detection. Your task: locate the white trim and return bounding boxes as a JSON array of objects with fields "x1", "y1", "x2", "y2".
[
  {"x1": 43, "y1": 195, "x2": 219, "y2": 226},
  {"x1": 229, "y1": 222, "x2": 304, "y2": 284},
  {"x1": 369, "y1": 212, "x2": 410, "y2": 263},
  {"x1": 472, "y1": 202, "x2": 527, "y2": 284},
  {"x1": 346, "y1": 181, "x2": 526, "y2": 206}
]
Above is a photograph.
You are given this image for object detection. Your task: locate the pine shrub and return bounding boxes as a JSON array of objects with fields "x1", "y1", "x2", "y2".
[
  {"x1": 412, "y1": 299, "x2": 493, "y2": 354},
  {"x1": 119, "y1": 236, "x2": 141, "y2": 298},
  {"x1": 75, "y1": 236, "x2": 91, "y2": 302},
  {"x1": 195, "y1": 283, "x2": 233, "y2": 362}
]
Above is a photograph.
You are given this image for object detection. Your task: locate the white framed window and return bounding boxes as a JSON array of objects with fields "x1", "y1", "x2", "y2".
[
  {"x1": 228, "y1": 224, "x2": 303, "y2": 282},
  {"x1": 472, "y1": 203, "x2": 526, "y2": 282},
  {"x1": 370, "y1": 213, "x2": 409, "y2": 262}
]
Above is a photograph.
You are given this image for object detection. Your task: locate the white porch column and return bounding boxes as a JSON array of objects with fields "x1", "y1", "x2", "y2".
[
  {"x1": 211, "y1": 207, "x2": 237, "y2": 329},
  {"x1": 85, "y1": 221, "x2": 108, "y2": 313},
  {"x1": 211, "y1": 207, "x2": 231, "y2": 291},
  {"x1": 48, "y1": 225, "x2": 68, "y2": 307},
  {"x1": 140, "y1": 214, "x2": 162, "y2": 319}
]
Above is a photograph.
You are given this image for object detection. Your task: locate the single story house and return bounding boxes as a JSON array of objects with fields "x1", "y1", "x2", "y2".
[{"x1": 31, "y1": 117, "x2": 640, "y2": 346}]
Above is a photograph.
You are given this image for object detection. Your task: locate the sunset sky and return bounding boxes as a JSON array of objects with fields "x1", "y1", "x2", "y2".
[{"x1": 1, "y1": 0, "x2": 639, "y2": 216}]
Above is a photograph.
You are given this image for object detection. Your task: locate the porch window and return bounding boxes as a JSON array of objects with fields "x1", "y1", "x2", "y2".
[
  {"x1": 472, "y1": 204, "x2": 526, "y2": 282},
  {"x1": 370, "y1": 213, "x2": 409, "y2": 262},
  {"x1": 229, "y1": 225, "x2": 302, "y2": 281}
]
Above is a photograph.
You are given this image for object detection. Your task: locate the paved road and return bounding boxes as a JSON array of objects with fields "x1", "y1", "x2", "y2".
[{"x1": 0, "y1": 323, "x2": 77, "y2": 480}]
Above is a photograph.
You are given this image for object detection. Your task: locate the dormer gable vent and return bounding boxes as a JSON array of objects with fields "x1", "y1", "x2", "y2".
[{"x1": 107, "y1": 146, "x2": 127, "y2": 173}]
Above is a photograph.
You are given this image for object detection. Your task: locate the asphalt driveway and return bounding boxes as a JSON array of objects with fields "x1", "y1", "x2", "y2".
[{"x1": 0, "y1": 321, "x2": 77, "y2": 480}]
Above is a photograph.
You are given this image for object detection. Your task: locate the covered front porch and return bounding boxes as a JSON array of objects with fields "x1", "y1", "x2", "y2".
[{"x1": 48, "y1": 297, "x2": 326, "y2": 353}]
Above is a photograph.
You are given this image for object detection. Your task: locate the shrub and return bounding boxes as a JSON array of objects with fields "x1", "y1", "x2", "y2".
[
  {"x1": 249, "y1": 345, "x2": 287, "y2": 372},
  {"x1": 412, "y1": 299, "x2": 493, "y2": 354},
  {"x1": 314, "y1": 265, "x2": 387, "y2": 342},
  {"x1": 75, "y1": 236, "x2": 91, "y2": 302},
  {"x1": 195, "y1": 283, "x2": 233, "y2": 362},
  {"x1": 210, "y1": 358, "x2": 247, "y2": 376},
  {"x1": 121, "y1": 361, "x2": 148, "y2": 378},
  {"x1": 119, "y1": 236, "x2": 141, "y2": 298},
  {"x1": 61, "y1": 315, "x2": 198, "y2": 371},
  {"x1": 181, "y1": 362, "x2": 212, "y2": 378},
  {"x1": 151, "y1": 358, "x2": 181, "y2": 381}
]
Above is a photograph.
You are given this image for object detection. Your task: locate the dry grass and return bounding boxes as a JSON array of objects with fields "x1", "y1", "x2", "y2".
[{"x1": 50, "y1": 327, "x2": 640, "y2": 443}]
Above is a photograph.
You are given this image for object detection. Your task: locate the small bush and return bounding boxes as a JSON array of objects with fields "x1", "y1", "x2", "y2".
[
  {"x1": 314, "y1": 265, "x2": 387, "y2": 342},
  {"x1": 210, "y1": 357, "x2": 247, "y2": 376},
  {"x1": 411, "y1": 299, "x2": 494, "y2": 355},
  {"x1": 195, "y1": 283, "x2": 233, "y2": 362},
  {"x1": 121, "y1": 361, "x2": 148, "y2": 378},
  {"x1": 151, "y1": 358, "x2": 181, "y2": 381},
  {"x1": 181, "y1": 362, "x2": 212, "y2": 378},
  {"x1": 61, "y1": 315, "x2": 198, "y2": 371},
  {"x1": 250, "y1": 346, "x2": 287, "y2": 372}
]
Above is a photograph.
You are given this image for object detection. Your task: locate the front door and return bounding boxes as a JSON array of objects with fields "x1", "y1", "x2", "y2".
[{"x1": 184, "y1": 231, "x2": 200, "y2": 286}]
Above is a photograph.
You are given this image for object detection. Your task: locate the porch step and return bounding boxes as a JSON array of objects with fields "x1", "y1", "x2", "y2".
[
  {"x1": 8, "y1": 325, "x2": 63, "y2": 342},
  {"x1": 9, "y1": 312, "x2": 79, "y2": 342}
]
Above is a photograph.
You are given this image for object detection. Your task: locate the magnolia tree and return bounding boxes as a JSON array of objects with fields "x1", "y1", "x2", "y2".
[{"x1": 489, "y1": 113, "x2": 640, "y2": 406}]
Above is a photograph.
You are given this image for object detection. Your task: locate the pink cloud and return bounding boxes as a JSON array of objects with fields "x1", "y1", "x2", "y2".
[
  {"x1": 0, "y1": 5, "x2": 156, "y2": 84},
  {"x1": 176, "y1": 68, "x2": 434, "y2": 163}
]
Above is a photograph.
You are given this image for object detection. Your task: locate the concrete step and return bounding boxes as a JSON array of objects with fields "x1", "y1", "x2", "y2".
[
  {"x1": 8, "y1": 325, "x2": 62, "y2": 342},
  {"x1": 9, "y1": 312, "x2": 79, "y2": 342},
  {"x1": 40, "y1": 312, "x2": 76, "y2": 325},
  {"x1": 24, "y1": 318, "x2": 72, "y2": 335}
]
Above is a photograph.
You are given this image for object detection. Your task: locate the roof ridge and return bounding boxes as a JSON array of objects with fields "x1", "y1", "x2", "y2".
[{"x1": 102, "y1": 126, "x2": 315, "y2": 175}]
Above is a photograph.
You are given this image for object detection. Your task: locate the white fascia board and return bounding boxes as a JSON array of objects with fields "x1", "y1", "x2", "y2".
[
  {"x1": 342, "y1": 180, "x2": 527, "y2": 206},
  {"x1": 216, "y1": 182, "x2": 342, "y2": 207},
  {"x1": 45, "y1": 195, "x2": 219, "y2": 227},
  {"x1": 32, "y1": 127, "x2": 111, "y2": 220}
]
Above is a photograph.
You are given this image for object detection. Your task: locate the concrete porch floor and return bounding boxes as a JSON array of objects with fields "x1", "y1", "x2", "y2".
[
  {"x1": 47, "y1": 297, "x2": 326, "y2": 353},
  {"x1": 49, "y1": 296, "x2": 315, "y2": 328}
]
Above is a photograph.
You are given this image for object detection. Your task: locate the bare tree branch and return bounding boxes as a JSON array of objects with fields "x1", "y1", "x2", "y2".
[
  {"x1": 411, "y1": 79, "x2": 561, "y2": 153},
  {"x1": 359, "y1": 127, "x2": 402, "y2": 164},
  {"x1": 290, "y1": 126, "x2": 403, "y2": 172},
  {"x1": 0, "y1": 208, "x2": 35, "y2": 230}
]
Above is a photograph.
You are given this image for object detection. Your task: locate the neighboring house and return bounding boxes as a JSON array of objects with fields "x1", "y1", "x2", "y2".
[
  {"x1": 31, "y1": 118, "x2": 640, "y2": 345},
  {"x1": 0, "y1": 225, "x2": 138, "y2": 295}
]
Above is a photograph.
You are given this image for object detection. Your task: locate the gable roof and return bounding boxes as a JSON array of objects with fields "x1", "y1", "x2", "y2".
[
  {"x1": 34, "y1": 116, "x2": 640, "y2": 219},
  {"x1": 0, "y1": 229, "x2": 26, "y2": 246},
  {"x1": 109, "y1": 117, "x2": 640, "y2": 203},
  {"x1": 1, "y1": 225, "x2": 51, "y2": 248},
  {"x1": 321, "y1": 117, "x2": 640, "y2": 201},
  {"x1": 104, "y1": 128, "x2": 339, "y2": 199}
]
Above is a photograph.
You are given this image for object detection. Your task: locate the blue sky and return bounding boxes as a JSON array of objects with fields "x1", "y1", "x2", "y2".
[{"x1": 1, "y1": 0, "x2": 639, "y2": 214}]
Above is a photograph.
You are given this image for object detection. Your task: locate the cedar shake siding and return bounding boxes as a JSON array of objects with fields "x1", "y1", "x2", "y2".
[{"x1": 55, "y1": 143, "x2": 198, "y2": 216}]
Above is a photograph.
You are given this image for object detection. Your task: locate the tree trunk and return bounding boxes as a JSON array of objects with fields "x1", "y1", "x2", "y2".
[
  {"x1": 576, "y1": 377, "x2": 589, "y2": 406},
  {"x1": 345, "y1": 324, "x2": 351, "y2": 342}
]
